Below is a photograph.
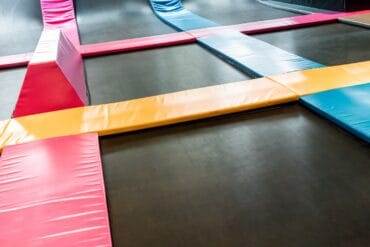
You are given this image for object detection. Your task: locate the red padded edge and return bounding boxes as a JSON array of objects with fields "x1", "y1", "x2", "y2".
[
  {"x1": 0, "y1": 133, "x2": 112, "y2": 246},
  {"x1": 81, "y1": 32, "x2": 195, "y2": 57},
  {"x1": 13, "y1": 30, "x2": 87, "y2": 117}
]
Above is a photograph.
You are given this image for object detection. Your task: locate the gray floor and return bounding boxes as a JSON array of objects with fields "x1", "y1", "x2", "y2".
[
  {"x1": 0, "y1": 0, "x2": 42, "y2": 56},
  {"x1": 256, "y1": 23, "x2": 370, "y2": 65},
  {"x1": 84, "y1": 44, "x2": 249, "y2": 105},
  {"x1": 1, "y1": 0, "x2": 370, "y2": 246},
  {"x1": 75, "y1": 0, "x2": 175, "y2": 44},
  {"x1": 184, "y1": 0, "x2": 297, "y2": 25},
  {"x1": 0, "y1": 68, "x2": 26, "y2": 120},
  {"x1": 102, "y1": 104, "x2": 370, "y2": 247}
]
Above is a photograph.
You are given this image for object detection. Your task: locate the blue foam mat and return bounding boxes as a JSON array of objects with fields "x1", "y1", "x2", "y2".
[
  {"x1": 150, "y1": 0, "x2": 323, "y2": 77},
  {"x1": 301, "y1": 83, "x2": 370, "y2": 143},
  {"x1": 150, "y1": 0, "x2": 218, "y2": 31},
  {"x1": 198, "y1": 31, "x2": 324, "y2": 77}
]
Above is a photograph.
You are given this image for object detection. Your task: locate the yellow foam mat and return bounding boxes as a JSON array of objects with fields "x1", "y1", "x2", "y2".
[
  {"x1": 0, "y1": 78, "x2": 298, "y2": 151},
  {"x1": 268, "y1": 61, "x2": 370, "y2": 96}
]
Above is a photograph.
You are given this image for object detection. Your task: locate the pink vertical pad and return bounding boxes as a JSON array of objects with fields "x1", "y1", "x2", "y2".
[
  {"x1": 0, "y1": 133, "x2": 112, "y2": 247},
  {"x1": 13, "y1": 29, "x2": 88, "y2": 118},
  {"x1": 41, "y1": 0, "x2": 80, "y2": 48}
]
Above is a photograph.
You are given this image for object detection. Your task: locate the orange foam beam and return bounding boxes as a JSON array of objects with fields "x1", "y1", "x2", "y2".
[{"x1": 0, "y1": 78, "x2": 298, "y2": 151}]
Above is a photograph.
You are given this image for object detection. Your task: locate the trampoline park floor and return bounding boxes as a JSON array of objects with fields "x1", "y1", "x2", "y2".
[{"x1": 1, "y1": 0, "x2": 370, "y2": 246}]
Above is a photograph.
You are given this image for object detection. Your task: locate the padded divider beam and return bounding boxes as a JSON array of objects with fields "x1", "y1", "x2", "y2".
[
  {"x1": 81, "y1": 32, "x2": 195, "y2": 57},
  {"x1": 13, "y1": 29, "x2": 88, "y2": 118},
  {"x1": 150, "y1": 0, "x2": 218, "y2": 31},
  {"x1": 0, "y1": 133, "x2": 112, "y2": 246},
  {"x1": 41, "y1": 0, "x2": 80, "y2": 48},
  {"x1": 0, "y1": 78, "x2": 298, "y2": 151},
  {"x1": 269, "y1": 61, "x2": 370, "y2": 95},
  {"x1": 0, "y1": 53, "x2": 33, "y2": 69},
  {"x1": 198, "y1": 31, "x2": 324, "y2": 77},
  {"x1": 301, "y1": 83, "x2": 370, "y2": 143},
  {"x1": 339, "y1": 13, "x2": 370, "y2": 28},
  {"x1": 1, "y1": 10, "x2": 369, "y2": 69}
]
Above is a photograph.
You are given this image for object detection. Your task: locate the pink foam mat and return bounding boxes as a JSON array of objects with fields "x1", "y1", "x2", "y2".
[
  {"x1": 0, "y1": 133, "x2": 112, "y2": 247},
  {"x1": 80, "y1": 32, "x2": 196, "y2": 57},
  {"x1": 41, "y1": 0, "x2": 80, "y2": 48},
  {"x1": 1, "y1": 9, "x2": 369, "y2": 69}
]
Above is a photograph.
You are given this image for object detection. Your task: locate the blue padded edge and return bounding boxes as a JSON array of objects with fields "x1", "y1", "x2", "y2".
[
  {"x1": 150, "y1": 0, "x2": 324, "y2": 77},
  {"x1": 198, "y1": 31, "x2": 324, "y2": 77},
  {"x1": 150, "y1": 0, "x2": 218, "y2": 31},
  {"x1": 301, "y1": 83, "x2": 370, "y2": 143}
]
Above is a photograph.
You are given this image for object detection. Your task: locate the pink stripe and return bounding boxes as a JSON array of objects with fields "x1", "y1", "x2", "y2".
[
  {"x1": 0, "y1": 53, "x2": 33, "y2": 69},
  {"x1": 80, "y1": 32, "x2": 196, "y2": 56},
  {"x1": 40, "y1": 0, "x2": 80, "y2": 48},
  {"x1": 0, "y1": 133, "x2": 112, "y2": 246}
]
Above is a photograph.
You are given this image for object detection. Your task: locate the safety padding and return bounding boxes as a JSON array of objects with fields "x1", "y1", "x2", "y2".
[
  {"x1": 269, "y1": 61, "x2": 370, "y2": 96},
  {"x1": 301, "y1": 83, "x2": 370, "y2": 143},
  {"x1": 41, "y1": 0, "x2": 80, "y2": 48},
  {"x1": 0, "y1": 53, "x2": 32, "y2": 69},
  {"x1": 198, "y1": 31, "x2": 324, "y2": 77},
  {"x1": 13, "y1": 29, "x2": 88, "y2": 118},
  {"x1": 0, "y1": 78, "x2": 298, "y2": 151},
  {"x1": 81, "y1": 32, "x2": 195, "y2": 57},
  {"x1": 0, "y1": 133, "x2": 112, "y2": 246},
  {"x1": 149, "y1": 0, "x2": 218, "y2": 31},
  {"x1": 340, "y1": 12, "x2": 370, "y2": 28}
]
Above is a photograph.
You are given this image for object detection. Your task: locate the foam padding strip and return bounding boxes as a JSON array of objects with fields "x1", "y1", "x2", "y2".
[
  {"x1": 339, "y1": 13, "x2": 370, "y2": 28},
  {"x1": 0, "y1": 53, "x2": 33, "y2": 69},
  {"x1": 2, "y1": 10, "x2": 369, "y2": 69},
  {"x1": 0, "y1": 78, "x2": 298, "y2": 151},
  {"x1": 269, "y1": 61, "x2": 370, "y2": 96},
  {"x1": 301, "y1": 83, "x2": 370, "y2": 143},
  {"x1": 81, "y1": 32, "x2": 195, "y2": 57},
  {"x1": 13, "y1": 29, "x2": 88, "y2": 118},
  {"x1": 0, "y1": 133, "x2": 112, "y2": 246},
  {"x1": 149, "y1": 0, "x2": 218, "y2": 31},
  {"x1": 41, "y1": 0, "x2": 81, "y2": 47},
  {"x1": 198, "y1": 31, "x2": 324, "y2": 77}
]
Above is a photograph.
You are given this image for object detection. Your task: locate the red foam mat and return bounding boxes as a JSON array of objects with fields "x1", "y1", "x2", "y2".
[
  {"x1": 0, "y1": 133, "x2": 111, "y2": 246},
  {"x1": 13, "y1": 29, "x2": 88, "y2": 117}
]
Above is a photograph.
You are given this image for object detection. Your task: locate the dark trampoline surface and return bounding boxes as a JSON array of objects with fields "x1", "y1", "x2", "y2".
[
  {"x1": 84, "y1": 44, "x2": 249, "y2": 105},
  {"x1": 255, "y1": 23, "x2": 370, "y2": 65},
  {"x1": 0, "y1": 68, "x2": 25, "y2": 120},
  {"x1": 183, "y1": 0, "x2": 297, "y2": 25},
  {"x1": 101, "y1": 104, "x2": 370, "y2": 247},
  {"x1": 0, "y1": 0, "x2": 42, "y2": 56},
  {"x1": 2, "y1": 0, "x2": 370, "y2": 246},
  {"x1": 75, "y1": 0, "x2": 175, "y2": 44},
  {"x1": 75, "y1": 0, "x2": 297, "y2": 44}
]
